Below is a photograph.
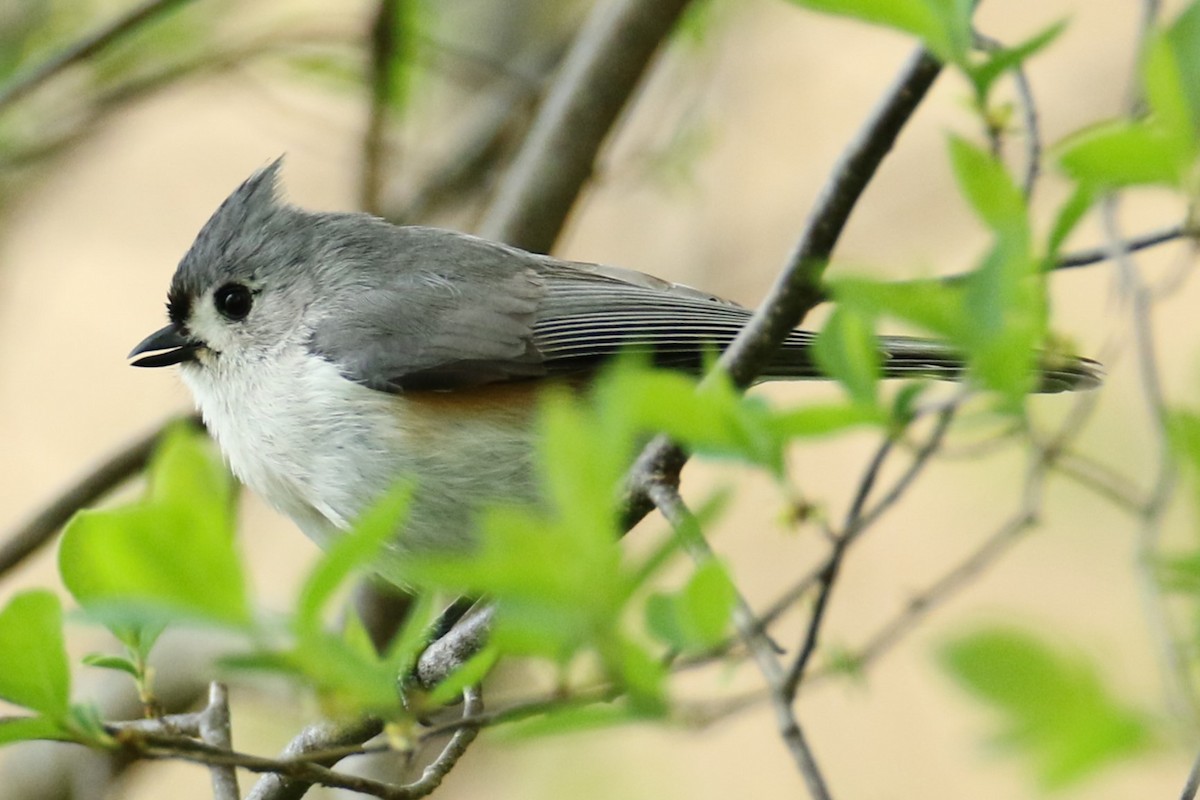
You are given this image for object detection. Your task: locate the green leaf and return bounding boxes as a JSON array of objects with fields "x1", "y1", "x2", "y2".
[
  {"x1": 646, "y1": 559, "x2": 736, "y2": 650},
  {"x1": 425, "y1": 648, "x2": 498, "y2": 707},
  {"x1": 1057, "y1": 120, "x2": 1190, "y2": 189},
  {"x1": 81, "y1": 654, "x2": 140, "y2": 678},
  {"x1": 1164, "y1": 1, "x2": 1200, "y2": 137},
  {"x1": 829, "y1": 277, "x2": 966, "y2": 340},
  {"x1": 1168, "y1": 409, "x2": 1200, "y2": 516},
  {"x1": 769, "y1": 402, "x2": 886, "y2": 439},
  {"x1": 966, "y1": 21, "x2": 1065, "y2": 100},
  {"x1": 948, "y1": 136, "x2": 1026, "y2": 235},
  {"x1": 0, "y1": 715, "x2": 73, "y2": 747},
  {"x1": 1044, "y1": 183, "x2": 1095, "y2": 262},
  {"x1": 814, "y1": 306, "x2": 882, "y2": 407},
  {"x1": 296, "y1": 483, "x2": 411, "y2": 639},
  {"x1": 59, "y1": 425, "x2": 249, "y2": 635},
  {"x1": 0, "y1": 591, "x2": 70, "y2": 718},
  {"x1": 501, "y1": 701, "x2": 660, "y2": 739},
  {"x1": 780, "y1": 0, "x2": 971, "y2": 64},
  {"x1": 939, "y1": 628, "x2": 1154, "y2": 788}
]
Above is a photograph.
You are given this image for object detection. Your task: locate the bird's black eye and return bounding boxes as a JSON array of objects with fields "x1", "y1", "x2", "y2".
[{"x1": 214, "y1": 283, "x2": 253, "y2": 321}]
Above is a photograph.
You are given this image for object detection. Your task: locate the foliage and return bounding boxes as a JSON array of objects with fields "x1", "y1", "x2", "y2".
[
  {"x1": 2, "y1": 0, "x2": 1199, "y2": 795},
  {"x1": 939, "y1": 628, "x2": 1154, "y2": 788}
]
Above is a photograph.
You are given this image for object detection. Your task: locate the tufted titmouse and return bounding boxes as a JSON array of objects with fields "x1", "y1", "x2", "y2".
[{"x1": 129, "y1": 161, "x2": 1101, "y2": 572}]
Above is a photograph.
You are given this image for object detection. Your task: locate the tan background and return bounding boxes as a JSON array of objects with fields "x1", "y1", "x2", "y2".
[{"x1": 1, "y1": 0, "x2": 1197, "y2": 797}]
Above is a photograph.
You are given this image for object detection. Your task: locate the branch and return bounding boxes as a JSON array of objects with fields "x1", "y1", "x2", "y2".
[
  {"x1": 645, "y1": 480, "x2": 832, "y2": 800},
  {"x1": 362, "y1": 0, "x2": 402, "y2": 215},
  {"x1": 623, "y1": 46, "x2": 943, "y2": 528},
  {"x1": 1055, "y1": 222, "x2": 1192, "y2": 270},
  {"x1": 415, "y1": 604, "x2": 494, "y2": 690},
  {"x1": 0, "y1": 415, "x2": 199, "y2": 579},
  {"x1": 0, "y1": 0, "x2": 199, "y2": 113},
  {"x1": 479, "y1": 0, "x2": 694, "y2": 251},
  {"x1": 974, "y1": 32, "x2": 1042, "y2": 199},
  {"x1": 1180, "y1": 746, "x2": 1200, "y2": 800},
  {"x1": 245, "y1": 717, "x2": 384, "y2": 800},
  {"x1": 200, "y1": 683, "x2": 238, "y2": 800}
]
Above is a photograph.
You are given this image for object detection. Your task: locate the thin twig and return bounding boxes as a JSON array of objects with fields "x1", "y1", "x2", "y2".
[
  {"x1": 1180, "y1": 745, "x2": 1200, "y2": 800},
  {"x1": 479, "y1": 0, "x2": 694, "y2": 252},
  {"x1": 974, "y1": 32, "x2": 1042, "y2": 199},
  {"x1": 1102, "y1": 196, "x2": 1198, "y2": 726},
  {"x1": 646, "y1": 481, "x2": 832, "y2": 800},
  {"x1": 623, "y1": 46, "x2": 943, "y2": 529},
  {"x1": 0, "y1": 416, "x2": 199, "y2": 579},
  {"x1": 402, "y1": 686, "x2": 483, "y2": 796},
  {"x1": 245, "y1": 716, "x2": 384, "y2": 800},
  {"x1": 782, "y1": 436, "x2": 897, "y2": 698},
  {"x1": 199, "y1": 683, "x2": 239, "y2": 800},
  {"x1": 1055, "y1": 223, "x2": 1191, "y2": 270},
  {"x1": 0, "y1": 0, "x2": 199, "y2": 113},
  {"x1": 1052, "y1": 451, "x2": 1146, "y2": 513}
]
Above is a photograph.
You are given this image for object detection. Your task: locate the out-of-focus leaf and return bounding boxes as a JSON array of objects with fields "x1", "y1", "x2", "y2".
[
  {"x1": 296, "y1": 484, "x2": 410, "y2": 639},
  {"x1": 0, "y1": 591, "x2": 70, "y2": 719},
  {"x1": 779, "y1": 0, "x2": 971, "y2": 64},
  {"x1": 424, "y1": 648, "x2": 498, "y2": 707},
  {"x1": 81, "y1": 653, "x2": 140, "y2": 678},
  {"x1": 59, "y1": 425, "x2": 248, "y2": 639},
  {"x1": 939, "y1": 628, "x2": 1154, "y2": 788},
  {"x1": 966, "y1": 21, "x2": 1064, "y2": 101},
  {"x1": 814, "y1": 306, "x2": 882, "y2": 407},
  {"x1": 0, "y1": 715, "x2": 72, "y2": 747},
  {"x1": 646, "y1": 559, "x2": 736, "y2": 650},
  {"x1": 1058, "y1": 121, "x2": 1190, "y2": 189},
  {"x1": 1044, "y1": 183, "x2": 1095, "y2": 263}
]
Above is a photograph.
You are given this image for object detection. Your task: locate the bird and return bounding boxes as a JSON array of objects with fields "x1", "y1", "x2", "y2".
[{"x1": 130, "y1": 160, "x2": 1101, "y2": 579}]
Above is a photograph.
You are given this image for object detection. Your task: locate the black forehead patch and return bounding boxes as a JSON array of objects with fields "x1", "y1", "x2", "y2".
[{"x1": 167, "y1": 285, "x2": 192, "y2": 326}]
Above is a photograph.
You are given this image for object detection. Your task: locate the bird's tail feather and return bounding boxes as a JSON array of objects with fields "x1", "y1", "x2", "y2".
[{"x1": 760, "y1": 334, "x2": 1102, "y2": 394}]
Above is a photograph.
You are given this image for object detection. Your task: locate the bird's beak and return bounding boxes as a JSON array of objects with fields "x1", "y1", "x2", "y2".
[{"x1": 128, "y1": 324, "x2": 201, "y2": 367}]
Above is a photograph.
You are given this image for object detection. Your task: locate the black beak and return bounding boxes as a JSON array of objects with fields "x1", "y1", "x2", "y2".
[{"x1": 129, "y1": 324, "x2": 201, "y2": 367}]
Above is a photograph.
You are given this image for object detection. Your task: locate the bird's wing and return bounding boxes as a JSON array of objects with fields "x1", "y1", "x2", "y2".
[
  {"x1": 308, "y1": 227, "x2": 1102, "y2": 394},
  {"x1": 308, "y1": 226, "x2": 781, "y2": 391}
]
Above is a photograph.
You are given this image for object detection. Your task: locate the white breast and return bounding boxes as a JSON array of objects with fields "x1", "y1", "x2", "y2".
[{"x1": 180, "y1": 346, "x2": 539, "y2": 562}]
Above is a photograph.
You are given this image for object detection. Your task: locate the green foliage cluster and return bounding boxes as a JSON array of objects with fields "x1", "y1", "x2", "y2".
[{"x1": 5, "y1": 0, "x2": 1200, "y2": 793}]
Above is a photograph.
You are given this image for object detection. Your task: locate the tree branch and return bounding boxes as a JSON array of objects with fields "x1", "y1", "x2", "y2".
[
  {"x1": 0, "y1": 415, "x2": 200, "y2": 579},
  {"x1": 362, "y1": 0, "x2": 402, "y2": 215},
  {"x1": 623, "y1": 46, "x2": 943, "y2": 528},
  {"x1": 0, "y1": 0, "x2": 199, "y2": 114},
  {"x1": 479, "y1": 0, "x2": 694, "y2": 251}
]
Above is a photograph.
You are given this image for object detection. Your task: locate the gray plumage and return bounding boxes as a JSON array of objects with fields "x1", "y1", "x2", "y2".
[{"x1": 170, "y1": 160, "x2": 1100, "y2": 396}]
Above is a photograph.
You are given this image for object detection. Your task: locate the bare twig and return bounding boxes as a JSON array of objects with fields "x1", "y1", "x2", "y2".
[
  {"x1": 402, "y1": 686, "x2": 482, "y2": 796},
  {"x1": 119, "y1": 686, "x2": 482, "y2": 800},
  {"x1": 415, "y1": 604, "x2": 494, "y2": 690},
  {"x1": 1180, "y1": 745, "x2": 1200, "y2": 800},
  {"x1": 1102, "y1": 196, "x2": 1198, "y2": 725},
  {"x1": 0, "y1": 0, "x2": 199, "y2": 113},
  {"x1": 200, "y1": 683, "x2": 238, "y2": 800},
  {"x1": 832, "y1": 502, "x2": 1040, "y2": 682},
  {"x1": 1056, "y1": 222, "x2": 1192, "y2": 270},
  {"x1": 0, "y1": 415, "x2": 199, "y2": 579},
  {"x1": 245, "y1": 717, "x2": 384, "y2": 800},
  {"x1": 1052, "y1": 451, "x2": 1146, "y2": 513},
  {"x1": 782, "y1": 436, "x2": 897, "y2": 698},
  {"x1": 479, "y1": 0, "x2": 694, "y2": 251},
  {"x1": 646, "y1": 480, "x2": 832, "y2": 800}
]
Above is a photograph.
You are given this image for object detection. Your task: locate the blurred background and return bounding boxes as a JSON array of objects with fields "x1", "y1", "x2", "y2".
[{"x1": 0, "y1": 0, "x2": 1197, "y2": 797}]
